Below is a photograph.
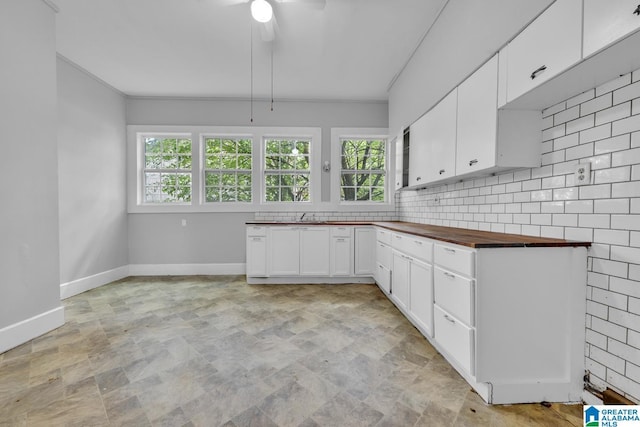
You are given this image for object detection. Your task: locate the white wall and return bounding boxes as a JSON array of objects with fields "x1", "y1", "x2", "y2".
[
  {"x1": 57, "y1": 57, "x2": 129, "y2": 294},
  {"x1": 397, "y1": 69, "x2": 640, "y2": 403},
  {"x1": 126, "y1": 98, "x2": 388, "y2": 267},
  {"x1": 0, "y1": 0, "x2": 63, "y2": 351}
]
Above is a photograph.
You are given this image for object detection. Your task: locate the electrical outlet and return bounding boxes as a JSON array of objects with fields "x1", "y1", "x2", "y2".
[{"x1": 574, "y1": 162, "x2": 591, "y2": 186}]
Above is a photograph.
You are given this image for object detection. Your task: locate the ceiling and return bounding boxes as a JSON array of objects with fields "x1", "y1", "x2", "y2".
[{"x1": 53, "y1": 0, "x2": 551, "y2": 102}]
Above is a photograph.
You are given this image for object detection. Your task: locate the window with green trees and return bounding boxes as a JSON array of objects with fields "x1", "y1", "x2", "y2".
[
  {"x1": 143, "y1": 136, "x2": 192, "y2": 203},
  {"x1": 203, "y1": 137, "x2": 252, "y2": 202},
  {"x1": 340, "y1": 138, "x2": 386, "y2": 202},
  {"x1": 265, "y1": 138, "x2": 311, "y2": 202}
]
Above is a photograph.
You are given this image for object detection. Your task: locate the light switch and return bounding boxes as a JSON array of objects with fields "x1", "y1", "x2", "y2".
[{"x1": 574, "y1": 162, "x2": 591, "y2": 186}]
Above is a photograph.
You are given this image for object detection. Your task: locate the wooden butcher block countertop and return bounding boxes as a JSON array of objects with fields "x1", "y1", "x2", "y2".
[{"x1": 246, "y1": 220, "x2": 591, "y2": 249}]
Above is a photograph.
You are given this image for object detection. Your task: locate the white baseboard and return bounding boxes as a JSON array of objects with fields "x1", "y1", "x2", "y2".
[
  {"x1": 129, "y1": 263, "x2": 246, "y2": 276},
  {"x1": 60, "y1": 265, "x2": 130, "y2": 299},
  {"x1": 0, "y1": 306, "x2": 64, "y2": 354}
]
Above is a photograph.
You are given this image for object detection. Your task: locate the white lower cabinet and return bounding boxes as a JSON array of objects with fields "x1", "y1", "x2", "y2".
[
  {"x1": 246, "y1": 227, "x2": 267, "y2": 277},
  {"x1": 408, "y1": 258, "x2": 433, "y2": 337},
  {"x1": 331, "y1": 235, "x2": 352, "y2": 276},
  {"x1": 391, "y1": 251, "x2": 410, "y2": 311},
  {"x1": 354, "y1": 227, "x2": 376, "y2": 275},
  {"x1": 268, "y1": 227, "x2": 300, "y2": 276},
  {"x1": 434, "y1": 305, "x2": 474, "y2": 375},
  {"x1": 299, "y1": 227, "x2": 330, "y2": 276}
]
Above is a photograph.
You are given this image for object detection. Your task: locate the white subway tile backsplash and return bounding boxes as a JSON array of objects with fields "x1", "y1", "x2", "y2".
[
  {"x1": 566, "y1": 142, "x2": 594, "y2": 161},
  {"x1": 580, "y1": 184, "x2": 612, "y2": 200},
  {"x1": 610, "y1": 308, "x2": 640, "y2": 333},
  {"x1": 581, "y1": 124, "x2": 612, "y2": 144},
  {"x1": 612, "y1": 182, "x2": 640, "y2": 198},
  {"x1": 553, "y1": 187, "x2": 579, "y2": 200},
  {"x1": 589, "y1": 243, "x2": 610, "y2": 259},
  {"x1": 595, "y1": 166, "x2": 632, "y2": 184},
  {"x1": 613, "y1": 114, "x2": 640, "y2": 137},
  {"x1": 611, "y1": 245, "x2": 640, "y2": 264},
  {"x1": 592, "y1": 258, "x2": 628, "y2": 278},
  {"x1": 592, "y1": 288, "x2": 628, "y2": 311},
  {"x1": 632, "y1": 198, "x2": 640, "y2": 213},
  {"x1": 543, "y1": 101, "x2": 566, "y2": 118},
  {"x1": 567, "y1": 115, "x2": 595, "y2": 134},
  {"x1": 521, "y1": 224, "x2": 540, "y2": 236},
  {"x1": 554, "y1": 133, "x2": 580, "y2": 150},
  {"x1": 612, "y1": 147, "x2": 640, "y2": 167},
  {"x1": 555, "y1": 105, "x2": 580, "y2": 125},
  {"x1": 542, "y1": 115, "x2": 554, "y2": 130},
  {"x1": 610, "y1": 277, "x2": 640, "y2": 299},
  {"x1": 565, "y1": 227, "x2": 593, "y2": 241},
  {"x1": 587, "y1": 301, "x2": 609, "y2": 321},
  {"x1": 597, "y1": 74, "x2": 632, "y2": 97},
  {"x1": 590, "y1": 345, "x2": 626, "y2": 374},
  {"x1": 594, "y1": 229, "x2": 630, "y2": 246},
  {"x1": 595, "y1": 135, "x2": 631, "y2": 155},
  {"x1": 542, "y1": 150, "x2": 565, "y2": 166},
  {"x1": 565, "y1": 200, "x2": 593, "y2": 213},
  {"x1": 540, "y1": 226, "x2": 564, "y2": 239},
  {"x1": 531, "y1": 189, "x2": 553, "y2": 200},
  {"x1": 579, "y1": 214, "x2": 611, "y2": 229},
  {"x1": 591, "y1": 317, "x2": 628, "y2": 342},
  {"x1": 568, "y1": 90, "x2": 595, "y2": 108},
  {"x1": 582, "y1": 93, "x2": 613, "y2": 116},
  {"x1": 596, "y1": 102, "x2": 632, "y2": 126},
  {"x1": 588, "y1": 271, "x2": 610, "y2": 289},
  {"x1": 513, "y1": 170, "x2": 531, "y2": 182},
  {"x1": 531, "y1": 213, "x2": 552, "y2": 225},
  {"x1": 553, "y1": 213, "x2": 578, "y2": 227},
  {"x1": 541, "y1": 201, "x2": 565, "y2": 213},
  {"x1": 614, "y1": 80, "x2": 640, "y2": 105}
]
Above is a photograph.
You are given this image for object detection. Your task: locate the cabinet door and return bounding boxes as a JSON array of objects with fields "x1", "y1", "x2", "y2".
[
  {"x1": 584, "y1": 0, "x2": 640, "y2": 57},
  {"x1": 246, "y1": 236, "x2": 267, "y2": 277},
  {"x1": 300, "y1": 227, "x2": 330, "y2": 276},
  {"x1": 409, "y1": 259, "x2": 433, "y2": 337},
  {"x1": 394, "y1": 132, "x2": 404, "y2": 190},
  {"x1": 409, "y1": 114, "x2": 429, "y2": 187},
  {"x1": 456, "y1": 55, "x2": 498, "y2": 175},
  {"x1": 376, "y1": 264, "x2": 391, "y2": 294},
  {"x1": 391, "y1": 251, "x2": 410, "y2": 311},
  {"x1": 424, "y1": 89, "x2": 457, "y2": 182},
  {"x1": 331, "y1": 237, "x2": 352, "y2": 276},
  {"x1": 269, "y1": 227, "x2": 300, "y2": 275},
  {"x1": 354, "y1": 227, "x2": 376, "y2": 275},
  {"x1": 505, "y1": 0, "x2": 582, "y2": 103}
]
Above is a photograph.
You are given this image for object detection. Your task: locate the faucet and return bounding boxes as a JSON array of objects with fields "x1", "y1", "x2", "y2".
[{"x1": 299, "y1": 212, "x2": 307, "y2": 222}]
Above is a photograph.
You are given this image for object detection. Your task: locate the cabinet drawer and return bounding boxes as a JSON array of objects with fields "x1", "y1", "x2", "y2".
[
  {"x1": 376, "y1": 228, "x2": 392, "y2": 245},
  {"x1": 331, "y1": 226, "x2": 352, "y2": 237},
  {"x1": 392, "y1": 233, "x2": 433, "y2": 263},
  {"x1": 247, "y1": 226, "x2": 267, "y2": 237},
  {"x1": 376, "y1": 242, "x2": 392, "y2": 270},
  {"x1": 434, "y1": 267, "x2": 474, "y2": 326},
  {"x1": 434, "y1": 305, "x2": 474, "y2": 376},
  {"x1": 434, "y1": 244, "x2": 475, "y2": 277}
]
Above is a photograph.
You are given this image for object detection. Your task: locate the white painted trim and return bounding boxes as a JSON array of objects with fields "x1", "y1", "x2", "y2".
[
  {"x1": 129, "y1": 263, "x2": 246, "y2": 276},
  {"x1": 247, "y1": 276, "x2": 375, "y2": 285},
  {"x1": 0, "y1": 306, "x2": 64, "y2": 354},
  {"x1": 60, "y1": 266, "x2": 130, "y2": 300}
]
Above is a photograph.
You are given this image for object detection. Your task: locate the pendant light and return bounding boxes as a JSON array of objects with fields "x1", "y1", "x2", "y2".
[{"x1": 251, "y1": 0, "x2": 273, "y2": 23}]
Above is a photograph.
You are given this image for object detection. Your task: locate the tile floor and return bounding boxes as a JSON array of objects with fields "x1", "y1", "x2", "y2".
[{"x1": 0, "y1": 275, "x2": 583, "y2": 426}]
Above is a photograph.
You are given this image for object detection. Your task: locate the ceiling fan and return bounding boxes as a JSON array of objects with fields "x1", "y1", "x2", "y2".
[{"x1": 225, "y1": 0, "x2": 326, "y2": 42}]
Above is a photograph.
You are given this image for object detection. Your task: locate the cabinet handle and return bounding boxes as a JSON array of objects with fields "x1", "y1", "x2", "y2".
[
  {"x1": 444, "y1": 247, "x2": 456, "y2": 254},
  {"x1": 469, "y1": 159, "x2": 478, "y2": 166},
  {"x1": 444, "y1": 272, "x2": 456, "y2": 279},
  {"x1": 439, "y1": 169, "x2": 445, "y2": 175},
  {"x1": 634, "y1": 5, "x2": 640, "y2": 15},
  {"x1": 414, "y1": 241, "x2": 423, "y2": 245},
  {"x1": 530, "y1": 65, "x2": 547, "y2": 80},
  {"x1": 416, "y1": 176, "x2": 422, "y2": 181},
  {"x1": 336, "y1": 238, "x2": 345, "y2": 242},
  {"x1": 252, "y1": 237, "x2": 262, "y2": 241},
  {"x1": 444, "y1": 314, "x2": 456, "y2": 324},
  {"x1": 395, "y1": 235, "x2": 402, "y2": 239}
]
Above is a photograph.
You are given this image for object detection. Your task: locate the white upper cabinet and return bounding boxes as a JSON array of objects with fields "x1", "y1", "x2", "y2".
[
  {"x1": 424, "y1": 89, "x2": 457, "y2": 182},
  {"x1": 408, "y1": 113, "x2": 429, "y2": 187},
  {"x1": 456, "y1": 55, "x2": 498, "y2": 175},
  {"x1": 504, "y1": 0, "x2": 583, "y2": 104},
  {"x1": 583, "y1": 0, "x2": 640, "y2": 58}
]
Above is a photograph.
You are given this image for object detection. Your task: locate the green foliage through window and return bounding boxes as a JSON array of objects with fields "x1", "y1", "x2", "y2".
[
  {"x1": 204, "y1": 137, "x2": 252, "y2": 203},
  {"x1": 264, "y1": 138, "x2": 311, "y2": 202},
  {"x1": 143, "y1": 137, "x2": 192, "y2": 203},
  {"x1": 340, "y1": 138, "x2": 386, "y2": 202}
]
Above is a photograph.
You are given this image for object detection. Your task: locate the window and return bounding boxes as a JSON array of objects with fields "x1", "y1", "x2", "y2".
[
  {"x1": 143, "y1": 136, "x2": 192, "y2": 203},
  {"x1": 339, "y1": 138, "x2": 386, "y2": 202},
  {"x1": 264, "y1": 138, "x2": 311, "y2": 202},
  {"x1": 203, "y1": 137, "x2": 252, "y2": 203}
]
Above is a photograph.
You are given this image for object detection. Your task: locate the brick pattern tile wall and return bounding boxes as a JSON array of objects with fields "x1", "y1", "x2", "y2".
[{"x1": 396, "y1": 68, "x2": 640, "y2": 402}]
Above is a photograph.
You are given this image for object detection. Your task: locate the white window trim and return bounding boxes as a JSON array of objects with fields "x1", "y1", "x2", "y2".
[
  {"x1": 127, "y1": 125, "x2": 322, "y2": 213},
  {"x1": 330, "y1": 128, "x2": 392, "y2": 208}
]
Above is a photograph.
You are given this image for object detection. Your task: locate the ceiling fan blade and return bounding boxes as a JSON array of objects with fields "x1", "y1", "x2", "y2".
[{"x1": 273, "y1": 0, "x2": 326, "y2": 10}]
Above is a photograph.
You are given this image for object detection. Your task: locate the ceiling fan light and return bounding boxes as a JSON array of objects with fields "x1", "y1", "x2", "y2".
[{"x1": 251, "y1": 0, "x2": 273, "y2": 23}]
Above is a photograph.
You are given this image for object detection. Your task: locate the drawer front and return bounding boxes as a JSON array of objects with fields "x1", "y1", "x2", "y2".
[
  {"x1": 376, "y1": 242, "x2": 392, "y2": 269},
  {"x1": 392, "y1": 233, "x2": 433, "y2": 263},
  {"x1": 247, "y1": 226, "x2": 267, "y2": 237},
  {"x1": 434, "y1": 244, "x2": 475, "y2": 277},
  {"x1": 331, "y1": 226, "x2": 352, "y2": 237},
  {"x1": 376, "y1": 228, "x2": 392, "y2": 245},
  {"x1": 434, "y1": 267, "x2": 474, "y2": 326},
  {"x1": 434, "y1": 305, "x2": 474, "y2": 376}
]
